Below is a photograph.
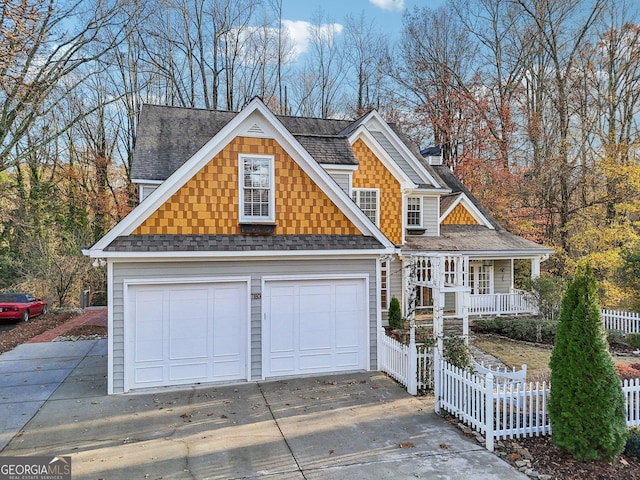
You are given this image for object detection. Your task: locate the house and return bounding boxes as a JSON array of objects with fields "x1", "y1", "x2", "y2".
[{"x1": 84, "y1": 98, "x2": 551, "y2": 394}]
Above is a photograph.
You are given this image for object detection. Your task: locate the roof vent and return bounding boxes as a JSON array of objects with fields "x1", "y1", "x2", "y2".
[{"x1": 247, "y1": 123, "x2": 265, "y2": 135}]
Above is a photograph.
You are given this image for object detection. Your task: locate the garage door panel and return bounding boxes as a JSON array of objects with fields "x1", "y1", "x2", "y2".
[
  {"x1": 135, "y1": 366, "x2": 164, "y2": 384},
  {"x1": 128, "y1": 282, "x2": 247, "y2": 390},
  {"x1": 268, "y1": 286, "x2": 296, "y2": 353},
  {"x1": 264, "y1": 278, "x2": 367, "y2": 378},
  {"x1": 299, "y1": 352, "x2": 332, "y2": 371},
  {"x1": 169, "y1": 289, "x2": 209, "y2": 360},
  {"x1": 134, "y1": 290, "x2": 164, "y2": 363},
  {"x1": 170, "y1": 362, "x2": 208, "y2": 381}
]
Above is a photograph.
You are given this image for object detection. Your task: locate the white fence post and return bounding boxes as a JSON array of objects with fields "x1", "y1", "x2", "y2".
[
  {"x1": 485, "y1": 373, "x2": 495, "y2": 452},
  {"x1": 433, "y1": 346, "x2": 442, "y2": 413},
  {"x1": 407, "y1": 328, "x2": 418, "y2": 395}
]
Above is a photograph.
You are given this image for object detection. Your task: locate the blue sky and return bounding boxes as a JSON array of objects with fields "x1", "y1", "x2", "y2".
[{"x1": 280, "y1": 0, "x2": 446, "y2": 58}]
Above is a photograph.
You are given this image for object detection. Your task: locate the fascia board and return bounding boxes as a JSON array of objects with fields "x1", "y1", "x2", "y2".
[
  {"x1": 359, "y1": 111, "x2": 442, "y2": 188},
  {"x1": 348, "y1": 126, "x2": 417, "y2": 189},
  {"x1": 131, "y1": 179, "x2": 163, "y2": 185},
  {"x1": 439, "y1": 193, "x2": 494, "y2": 229},
  {"x1": 85, "y1": 246, "x2": 399, "y2": 260},
  {"x1": 320, "y1": 163, "x2": 358, "y2": 171},
  {"x1": 90, "y1": 98, "x2": 394, "y2": 253},
  {"x1": 402, "y1": 249, "x2": 553, "y2": 258},
  {"x1": 405, "y1": 187, "x2": 452, "y2": 195}
]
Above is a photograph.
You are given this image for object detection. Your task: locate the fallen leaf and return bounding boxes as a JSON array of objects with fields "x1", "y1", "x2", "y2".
[
  {"x1": 439, "y1": 443, "x2": 448, "y2": 449},
  {"x1": 399, "y1": 442, "x2": 415, "y2": 448},
  {"x1": 329, "y1": 449, "x2": 334, "y2": 454},
  {"x1": 180, "y1": 413, "x2": 191, "y2": 419}
]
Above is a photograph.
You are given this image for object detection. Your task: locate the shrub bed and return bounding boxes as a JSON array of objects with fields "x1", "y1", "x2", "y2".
[{"x1": 471, "y1": 316, "x2": 557, "y2": 344}]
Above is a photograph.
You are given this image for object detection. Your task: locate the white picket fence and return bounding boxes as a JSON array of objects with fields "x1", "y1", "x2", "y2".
[
  {"x1": 379, "y1": 330, "x2": 434, "y2": 393},
  {"x1": 603, "y1": 309, "x2": 640, "y2": 335},
  {"x1": 438, "y1": 359, "x2": 640, "y2": 451}
]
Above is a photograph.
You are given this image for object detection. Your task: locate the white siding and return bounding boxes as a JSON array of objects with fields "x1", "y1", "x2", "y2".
[
  {"x1": 493, "y1": 259, "x2": 513, "y2": 293},
  {"x1": 422, "y1": 196, "x2": 439, "y2": 236}
]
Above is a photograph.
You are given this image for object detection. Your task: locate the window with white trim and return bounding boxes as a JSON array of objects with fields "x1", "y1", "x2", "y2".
[
  {"x1": 407, "y1": 197, "x2": 422, "y2": 227},
  {"x1": 381, "y1": 260, "x2": 388, "y2": 309},
  {"x1": 239, "y1": 155, "x2": 274, "y2": 222},
  {"x1": 352, "y1": 189, "x2": 379, "y2": 226}
]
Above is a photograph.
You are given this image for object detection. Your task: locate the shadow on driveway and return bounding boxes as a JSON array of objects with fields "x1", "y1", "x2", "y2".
[{"x1": 0, "y1": 340, "x2": 526, "y2": 479}]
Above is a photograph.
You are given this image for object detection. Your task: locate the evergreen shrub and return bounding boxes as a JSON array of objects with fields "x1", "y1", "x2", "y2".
[
  {"x1": 548, "y1": 265, "x2": 628, "y2": 461},
  {"x1": 388, "y1": 297, "x2": 402, "y2": 329},
  {"x1": 626, "y1": 428, "x2": 640, "y2": 459}
]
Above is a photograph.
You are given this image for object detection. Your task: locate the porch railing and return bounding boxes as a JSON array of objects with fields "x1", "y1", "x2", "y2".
[{"x1": 468, "y1": 291, "x2": 537, "y2": 316}]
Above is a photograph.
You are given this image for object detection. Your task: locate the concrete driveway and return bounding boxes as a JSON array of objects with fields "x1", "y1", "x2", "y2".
[{"x1": 0, "y1": 339, "x2": 527, "y2": 479}]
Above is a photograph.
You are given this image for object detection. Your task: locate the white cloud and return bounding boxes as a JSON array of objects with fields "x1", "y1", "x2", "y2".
[
  {"x1": 282, "y1": 19, "x2": 344, "y2": 60},
  {"x1": 369, "y1": 0, "x2": 405, "y2": 11}
]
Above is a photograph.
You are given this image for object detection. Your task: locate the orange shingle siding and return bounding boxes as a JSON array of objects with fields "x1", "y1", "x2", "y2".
[
  {"x1": 351, "y1": 139, "x2": 402, "y2": 245},
  {"x1": 442, "y1": 203, "x2": 479, "y2": 225},
  {"x1": 134, "y1": 136, "x2": 362, "y2": 236}
]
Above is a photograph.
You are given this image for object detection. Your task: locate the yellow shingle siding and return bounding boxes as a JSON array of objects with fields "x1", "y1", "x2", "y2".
[
  {"x1": 351, "y1": 139, "x2": 402, "y2": 245},
  {"x1": 442, "y1": 203, "x2": 479, "y2": 225},
  {"x1": 133, "y1": 136, "x2": 361, "y2": 235}
]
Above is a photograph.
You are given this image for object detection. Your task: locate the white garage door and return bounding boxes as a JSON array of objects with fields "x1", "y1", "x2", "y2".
[
  {"x1": 126, "y1": 282, "x2": 248, "y2": 390},
  {"x1": 264, "y1": 278, "x2": 368, "y2": 378}
]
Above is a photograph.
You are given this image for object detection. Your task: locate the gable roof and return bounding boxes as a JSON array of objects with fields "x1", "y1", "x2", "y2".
[
  {"x1": 88, "y1": 98, "x2": 396, "y2": 257},
  {"x1": 429, "y1": 164, "x2": 502, "y2": 230},
  {"x1": 131, "y1": 105, "x2": 359, "y2": 183}
]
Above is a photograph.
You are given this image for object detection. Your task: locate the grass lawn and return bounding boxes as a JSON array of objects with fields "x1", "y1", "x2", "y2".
[{"x1": 472, "y1": 334, "x2": 640, "y2": 382}]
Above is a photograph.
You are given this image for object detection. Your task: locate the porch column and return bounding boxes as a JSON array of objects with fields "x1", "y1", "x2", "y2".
[{"x1": 531, "y1": 256, "x2": 541, "y2": 279}]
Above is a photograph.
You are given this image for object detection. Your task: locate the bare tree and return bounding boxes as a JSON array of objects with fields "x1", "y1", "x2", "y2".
[
  {"x1": 392, "y1": 6, "x2": 478, "y2": 166},
  {"x1": 0, "y1": 0, "x2": 127, "y2": 172},
  {"x1": 342, "y1": 12, "x2": 389, "y2": 116}
]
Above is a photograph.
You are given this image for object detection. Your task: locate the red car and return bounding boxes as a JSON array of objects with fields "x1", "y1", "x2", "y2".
[{"x1": 0, "y1": 293, "x2": 48, "y2": 322}]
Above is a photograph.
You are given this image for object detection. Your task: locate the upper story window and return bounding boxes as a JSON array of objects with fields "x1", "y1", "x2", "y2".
[
  {"x1": 239, "y1": 154, "x2": 275, "y2": 223},
  {"x1": 352, "y1": 188, "x2": 379, "y2": 226},
  {"x1": 407, "y1": 197, "x2": 422, "y2": 227}
]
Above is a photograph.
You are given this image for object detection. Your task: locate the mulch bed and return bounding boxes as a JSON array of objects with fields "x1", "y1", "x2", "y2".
[
  {"x1": 518, "y1": 435, "x2": 640, "y2": 480},
  {"x1": 0, "y1": 311, "x2": 106, "y2": 354}
]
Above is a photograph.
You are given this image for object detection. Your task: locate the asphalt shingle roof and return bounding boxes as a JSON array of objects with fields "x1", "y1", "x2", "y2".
[
  {"x1": 104, "y1": 234, "x2": 384, "y2": 252},
  {"x1": 404, "y1": 225, "x2": 552, "y2": 254}
]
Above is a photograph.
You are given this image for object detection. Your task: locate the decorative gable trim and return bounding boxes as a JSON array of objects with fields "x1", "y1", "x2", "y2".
[
  {"x1": 440, "y1": 193, "x2": 494, "y2": 229},
  {"x1": 87, "y1": 98, "x2": 396, "y2": 256}
]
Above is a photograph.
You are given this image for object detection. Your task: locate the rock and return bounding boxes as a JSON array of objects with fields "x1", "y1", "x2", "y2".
[
  {"x1": 525, "y1": 469, "x2": 539, "y2": 478},
  {"x1": 515, "y1": 459, "x2": 530, "y2": 468},
  {"x1": 538, "y1": 475, "x2": 552, "y2": 480},
  {"x1": 506, "y1": 453, "x2": 522, "y2": 462},
  {"x1": 457, "y1": 423, "x2": 473, "y2": 435}
]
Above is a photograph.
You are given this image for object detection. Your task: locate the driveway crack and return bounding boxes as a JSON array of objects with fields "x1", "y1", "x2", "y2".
[{"x1": 257, "y1": 382, "x2": 308, "y2": 480}]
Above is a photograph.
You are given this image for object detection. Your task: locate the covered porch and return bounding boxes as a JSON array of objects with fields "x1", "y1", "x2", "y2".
[{"x1": 408, "y1": 254, "x2": 542, "y2": 320}]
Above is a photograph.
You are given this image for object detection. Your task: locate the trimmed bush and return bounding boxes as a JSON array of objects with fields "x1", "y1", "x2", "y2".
[
  {"x1": 548, "y1": 264, "x2": 628, "y2": 461},
  {"x1": 626, "y1": 428, "x2": 640, "y2": 459},
  {"x1": 388, "y1": 297, "x2": 402, "y2": 329},
  {"x1": 627, "y1": 332, "x2": 640, "y2": 350},
  {"x1": 471, "y1": 317, "x2": 556, "y2": 344},
  {"x1": 607, "y1": 330, "x2": 628, "y2": 350}
]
